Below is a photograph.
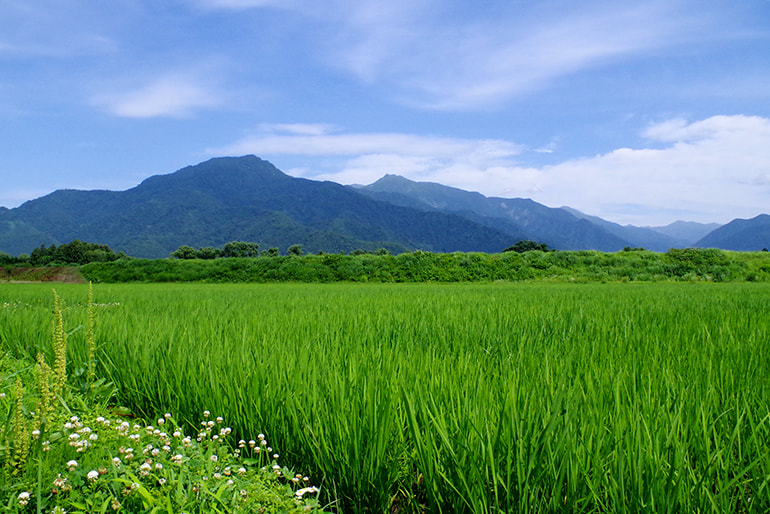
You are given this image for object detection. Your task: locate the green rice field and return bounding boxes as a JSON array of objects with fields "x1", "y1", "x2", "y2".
[{"x1": 1, "y1": 282, "x2": 769, "y2": 512}]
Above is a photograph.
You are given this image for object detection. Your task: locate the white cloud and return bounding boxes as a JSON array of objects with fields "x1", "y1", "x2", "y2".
[
  {"x1": 93, "y1": 72, "x2": 224, "y2": 118},
  {"x1": 258, "y1": 123, "x2": 340, "y2": 136},
  {"x1": 212, "y1": 115, "x2": 770, "y2": 225},
  {"x1": 317, "y1": 0, "x2": 711, "y2": 110}
]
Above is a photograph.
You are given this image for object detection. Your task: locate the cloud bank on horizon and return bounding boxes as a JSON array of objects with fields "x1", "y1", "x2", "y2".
[{"x1": 1, "y1": 0, "x2": 769, "y2": 226}]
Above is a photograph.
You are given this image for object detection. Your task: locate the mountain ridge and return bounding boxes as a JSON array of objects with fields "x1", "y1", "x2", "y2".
[{"x1": 1, "y1": 155, "x2": 766, "y2": 257}]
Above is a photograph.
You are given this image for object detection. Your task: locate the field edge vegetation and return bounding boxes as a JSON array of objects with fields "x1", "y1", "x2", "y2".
[{"x1": 77, "y1": 247, "x2": 770, "y2": 283}]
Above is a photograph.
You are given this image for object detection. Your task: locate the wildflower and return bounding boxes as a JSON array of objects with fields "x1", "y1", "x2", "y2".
[
  {"x1": 18, "y1": 491, "x2": 31, "y2": 506},
  {"x1": 89, "y1": 433, "x2": 99, "y2": 441},
  {"x1": 203, "y1": 410, "x2": 210, "y2": 418},
  {"x1": 248, "y1": 440, "x2": 256, "y2": 448},
  {"x1": 113, "y1": 457, "x2": 122, "y2": 466},
  {"x1": 155, "y1": 463, "x2": 163, "y2": 470},
  {"x1": 237, "y1": 467, "x2": 247, "y2": 476},
  {"x1": 171, "y1": 454, "x2": 183, "y2": 463},
  {"x1": 67, "y1": 459, "x2": 78, "y2": 470},
  {"x1": 87, "y1": 470, "x2": 99, "y2": 481},
  {"x1": 216, "y1": 416, "x2": 223, "y2": 424},
  {"x1": 96, "y1": 416, "x2": 105, "y2": 423},
  {"x1": 52, "y1": 506, "x2": 67, "y2": 514},
  {"x1": 164, "y1": 413, "x2": 171, "y2": 419},
  {"x1": 111, "y1": 498, "x2": 121, "y2": 510},
  {"x1": 43, "y1": 440, "x2": 51, "y2": 451},
  {"x1": 158, "y1": 478, "x2": 166, "y2": 486},
  {"x1": 53, "y1": 474, "x2": 66, "y2": 487},
  {"x1": 210, "y1": 454, "x2": 218, "y2": 462},
  {"x1": 273, "y1": 453, "x2": 279, "y2": 459},
  {"x1": 295, "y1": 486, "x2": 320, "y2": 498},
  {"x1": 157, "y1": 418, "x2": 165, "y2": 425},
  {"x1": 32, "y1": 429, "x2": 41, "y2": 439},
  {"x1": 173, "y1": 431, "x2": 182, "y2": 438}
]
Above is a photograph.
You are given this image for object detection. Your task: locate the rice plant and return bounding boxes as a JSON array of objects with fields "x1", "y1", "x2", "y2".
[{"x1": 1, "y1": 282, "x2": 768, "y2": 512}]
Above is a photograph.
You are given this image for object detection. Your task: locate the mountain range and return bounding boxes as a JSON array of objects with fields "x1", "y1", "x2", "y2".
[{"x1": 0, "y1": 155, "x2": 766, "y2": 258}]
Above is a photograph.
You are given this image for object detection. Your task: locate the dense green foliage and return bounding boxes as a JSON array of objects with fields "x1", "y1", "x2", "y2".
[
  {"x1": 80, "y1": 248, "x2": 770, "y2": 283},
  {"x1": 28, "y1": 240, "x2": 123, "y2": 266},
  {"x1": 1, "y1": 282, "x2": 769, "y2": 513}
]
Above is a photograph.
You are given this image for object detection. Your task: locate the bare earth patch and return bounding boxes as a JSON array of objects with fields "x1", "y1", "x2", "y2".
[{"x1": 2, "y1": 266, "x2": 87, "y2": 283}]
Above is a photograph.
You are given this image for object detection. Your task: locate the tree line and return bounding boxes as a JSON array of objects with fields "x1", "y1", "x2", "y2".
[
  {"x1": 170, "y1": 242, "x2": 396, "y2": 259},
  {"x1": 1, "y1": 240, "x2": 124, "y2": 266}
]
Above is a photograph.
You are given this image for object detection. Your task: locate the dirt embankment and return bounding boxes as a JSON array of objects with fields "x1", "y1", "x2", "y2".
[{"x1": 1, "y1": 267, "x2": 87, "y2": 283}]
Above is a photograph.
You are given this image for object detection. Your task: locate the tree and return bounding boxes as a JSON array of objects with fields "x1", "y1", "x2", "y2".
[
  {"x1": 222, "y1": 241, "x2": 260, "y2": 258},
  {"x1": 287, "y1": 244, "x2": 303, "y2": 256},
  {"x1": 197, "y1": 247, "x2": 219, "y2": 260},
  {"x1": 503, "y1": 240, "x2": 550, "y2": 253},
  {"x1": 263, "y1": 247, "x2": 280, "y2": 257},
  {"x1": 171, "y1": 245, "x2": 198, "y2": 259}
]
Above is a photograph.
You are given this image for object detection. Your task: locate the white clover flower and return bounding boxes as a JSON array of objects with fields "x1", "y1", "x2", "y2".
[
  {"x1": 213, "y1": 472, "x2": 222, "y2": 479},
  {"x1": 158, "y1": 478, "x2": 166, "y2": 486},
  {"x1": 203, "y1": 410, "x2": 210, "y2": 418},
  {"x1": 164, "y1": 413, "x2": 172, "y2": 419},
  {"x1": 210, "y1": 455, "x2": 218, "y2": 462},
  {"x1": 157, "y1": 418, "x2": 165, "y2": 425},
  {"x1": 112, "y1": 457, "x2": 122, "y2": 466},
  {"x1": 32, "y1": 429, "x2": 41, "y2": 439},
  {"x1": 171, "y1": 454, "x2": 183, "y2": 463},
  {"x1": 96, "y1": 416, "x2": 105, "y2": 423},
  {"x1": 18, "y1": 491, "x2": 30, "y2": 505},
  {"x1": 87, "y1": 470, "x2": 99, "y2": 481},
  {"x1": 216, "y1": 416, "x2": 223, "y2": 424},
  {"x1": 67, "y1": 460, "x2": 78, "y2": 470},
  {"x1": 155, "y1": 463, "x2": 163, "y2": 470},
  {"x1": 89, "y1": 433, "x2": 99, "y2": 441},
  {"x1": 273, "y1": 453, "x2": 279, "y2": 459},
  {"x1": 173, "y1": 431, "x2": 182, "y2": 438}
]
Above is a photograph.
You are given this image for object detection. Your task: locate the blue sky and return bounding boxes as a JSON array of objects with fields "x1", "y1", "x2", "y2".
[{"x1": 1, "y1": 0, "x2": 769, "y2": 226}]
